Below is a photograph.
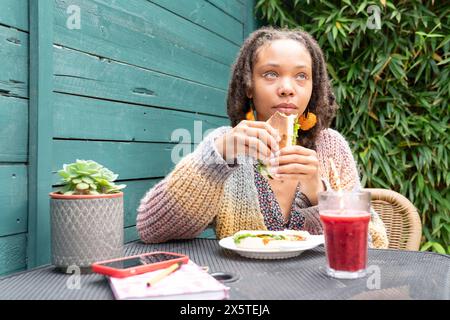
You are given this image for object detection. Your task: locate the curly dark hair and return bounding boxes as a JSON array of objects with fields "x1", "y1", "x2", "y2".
[{"x1": 227, "y1": 26, "x2": 338, "y2": 150}]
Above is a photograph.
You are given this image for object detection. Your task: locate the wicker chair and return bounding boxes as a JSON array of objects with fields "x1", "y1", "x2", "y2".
[{"x1": 365, "y1": 188, "x2": 422, "y2": 251}]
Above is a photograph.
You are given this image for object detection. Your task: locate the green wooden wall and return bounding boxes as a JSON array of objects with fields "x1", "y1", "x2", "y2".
[
  {"x1": 0, "y1": 0, "x2": 30, "y2": 276},
  {"x1": 0, "y1": 0, "x2": 256, "y2": 276}
]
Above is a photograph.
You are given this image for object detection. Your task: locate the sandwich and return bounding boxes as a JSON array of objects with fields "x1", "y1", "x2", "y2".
[
  {"x1": 233, "y1": 230, "x2": 309, "y2": 250},
  {"x1": 257, "y1": 111, "x2": 300, "y2": 179}
]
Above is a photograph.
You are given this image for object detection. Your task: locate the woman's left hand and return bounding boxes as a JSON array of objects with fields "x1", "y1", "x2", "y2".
[{"x1": 268, "y1": 146, "x2": 324, "y2": 205}]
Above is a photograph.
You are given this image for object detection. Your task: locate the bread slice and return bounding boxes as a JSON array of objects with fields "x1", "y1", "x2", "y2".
[{"x1": 267, "y1": 111, "x2": 299, "y2": 148}]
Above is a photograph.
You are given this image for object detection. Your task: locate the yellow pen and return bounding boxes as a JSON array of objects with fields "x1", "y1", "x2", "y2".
[{"x1": 146, "y1": 262, "x2": 182, "y2": 287}]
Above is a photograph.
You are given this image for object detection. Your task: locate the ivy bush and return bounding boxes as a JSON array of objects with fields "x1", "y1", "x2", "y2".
[{"x1": 255, "y1": 0, "x2": 450, "y2": 254}]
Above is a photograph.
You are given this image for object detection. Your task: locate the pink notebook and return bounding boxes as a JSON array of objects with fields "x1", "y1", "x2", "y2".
[{"x1": 108, "y1": 260, "x2": 230, "y2": 300}]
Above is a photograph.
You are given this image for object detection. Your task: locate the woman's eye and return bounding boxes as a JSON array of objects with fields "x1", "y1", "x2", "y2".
[
  {"x1": 263, "y1": 71, "x2": 277, "y2": 79},
  {"x1": 296, "y1": 73, "x2": 308, "y2": 80}
]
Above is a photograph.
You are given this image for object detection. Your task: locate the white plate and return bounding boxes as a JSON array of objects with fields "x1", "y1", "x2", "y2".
[{"x1": 219, "y1": 235, "x2": 324, "y2": 260}]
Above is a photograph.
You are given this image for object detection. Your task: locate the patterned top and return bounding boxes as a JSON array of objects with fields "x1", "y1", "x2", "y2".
[{"x1": 253, "y1": 164, "x2": 309, "y2": 231}]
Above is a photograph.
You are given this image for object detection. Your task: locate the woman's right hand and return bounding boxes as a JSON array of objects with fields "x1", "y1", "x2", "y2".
[{"x1": 214, "y1": 120, "x2": 281, "y2": 165}]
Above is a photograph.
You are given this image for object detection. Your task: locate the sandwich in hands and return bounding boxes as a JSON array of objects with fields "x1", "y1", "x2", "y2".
[
  {"x1": 233, "y1": 230, "x2": 310, "y2": 250},
  {"x1": 257, "y1": 111, "x2": 300, "y2": 179}
]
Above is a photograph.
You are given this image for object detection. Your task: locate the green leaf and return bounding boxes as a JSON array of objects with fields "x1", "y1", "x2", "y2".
[
  {"x1": 58, "y1": 170, "x2": 70, "y2": 179},
  {"x1": 95, "y1": 178, "x2": 111, "y2": 186},
  {"x1": 326, "y1": 63, "x2": 338, "y2": 80},
  {"x1": 415, "y1": 32, "x2": 445, "y2": 38},
  {"x1": 417, "y1": 174, "x2": 424, "y2": 192},
  {"x1": 386, "y1": 1, "x2": 396, "y2": 10},
  {"x1": 82, "y1": 177, "x2": 94, "y2": 184},
  {"x1": 342, "y1": 0, "x2": 352, "y2": 6},
  {"x1": 59, "y1": 184, "x2": 72, "y2": 194},
  {"x1": 437, "y1": 57, "x2": 450, "y2": 65},
  {"x1": 420, "y1": 242, "x2": 433, "y2": 252},
  {"x1": 388, "y1": 59, "x2": 405, "y2": 79},
  {"x1": 76, "y1": 183, "x2": 89, "y2": 190},
  {"x1": 356, "y1": 2, "x2": 366, "y2": 14},
  {"x1": 443, "y1": 224, "x2": 450, "y2": 234},
  {"x1": 431, "y1": 242, "x2": 446, "y2": 254},
  {"x1": 318, "y1": 17, "x2": 326, "y2": 28},
  {"x1": 332, "y1": 26, "x2": 338, "y2": 40}
]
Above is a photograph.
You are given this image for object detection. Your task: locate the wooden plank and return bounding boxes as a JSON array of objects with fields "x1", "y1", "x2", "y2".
[
  {"x1": 0, "y1": 96, "x2": 28, "y2": 162},
  {"x1": 198, "y1": 226, "x2": 217, "y2": 239},
  {"x1": 53, "y1": 45, "x2": 228, "y2": 117},
  {"x1": 54, "y1": 0, "x2": 239, "y2": 66},
  {"x1": 53, "y1": 93, "x2": 229, "y2": 141},
  {"x1": 244, "y1": 0, "x2": 257, "y2": 39},
  {"x1": 0, "y1": 165, "x2": 28, "y2": 237},
  {"x1": 0, "y1": 233, "x2": 27, "y2": 276},
  {"x1": 0, "y1": 25, "x2": 28, "y2": 99},
  {"x1": 0, "y1": 0, "x2": 29, "y2": 31},
  {"x1": 124, "y1": 225, "x2": 139, "y2": 244},
  {"x1": 120, "y1": 0, "x2": 239, "y2": 65},
  {"x1": 52, "y1": 140, "x2": 186, "y2": 184},
  {"x1": 53, "y1": 1, "x2": 231, "y2": 90},
  {"x1": 207, "y1": 0, "x2": 244, "y2": 22},
  {"x1": 27, "y1": 0, "x2": 53, "y2": 268},
  {"x1": 150, "y1": 0, "x2": 243, "y2": 44},
  {"x1": 123, "y1": 179, "x2": 162, "y2": 228}
]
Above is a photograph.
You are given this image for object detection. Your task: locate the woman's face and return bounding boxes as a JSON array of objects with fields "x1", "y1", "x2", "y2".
[{"x1": 247, "y1": 39, "x2": 313, "y2": 121}]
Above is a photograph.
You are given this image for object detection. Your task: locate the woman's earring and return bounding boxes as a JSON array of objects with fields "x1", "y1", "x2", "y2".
[
  {"x1": 298, "y1": 107, "x2": 317, "y2": 131},
  {"x1": 245, "y1": 100, "x2": 256, "y2": 121}
]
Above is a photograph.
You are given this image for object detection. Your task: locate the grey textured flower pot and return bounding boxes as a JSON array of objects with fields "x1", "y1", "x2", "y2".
[{"x1": 50, "y1": 192, "x2": 124, "y2": 273}]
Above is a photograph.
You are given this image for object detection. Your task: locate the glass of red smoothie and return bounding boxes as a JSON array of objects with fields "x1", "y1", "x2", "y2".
[{"x1": 318, "y1": 191, "x2": 371, "y2": 279}]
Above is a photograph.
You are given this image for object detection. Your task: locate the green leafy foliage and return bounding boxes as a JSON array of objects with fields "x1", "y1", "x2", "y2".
[
  {"x1": 256, "y1": 0, "x2": 450, "y2": 254},
  {"x1": 57, "y1": 160, "x2": 126, "y2": 195}
]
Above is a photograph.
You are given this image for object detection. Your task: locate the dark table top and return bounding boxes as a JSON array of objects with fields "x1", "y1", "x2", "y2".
[{"x1": 0, "y1": 239, "x2": 449, "y2": 300}]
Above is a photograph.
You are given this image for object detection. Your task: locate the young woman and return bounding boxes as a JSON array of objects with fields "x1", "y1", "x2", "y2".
[{"x1": 136, "y1": 27, "x2": 389, "y2": 249}]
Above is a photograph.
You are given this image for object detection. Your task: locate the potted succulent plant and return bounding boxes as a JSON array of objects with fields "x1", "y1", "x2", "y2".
[{"x1": 50, "y1": 159, "x2": 126, "y2": 273}]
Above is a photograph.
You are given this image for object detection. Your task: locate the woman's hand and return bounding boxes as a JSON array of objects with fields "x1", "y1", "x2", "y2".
[
  {"x1": 214, "y1": 120, "x2": 281, "y2": 165},
  {"x1": 268, "y1": 146, "x2": 324, "y2": 205}
]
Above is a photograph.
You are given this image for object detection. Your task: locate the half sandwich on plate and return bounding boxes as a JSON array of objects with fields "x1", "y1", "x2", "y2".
[{"x1": 233, "y1": 230, "x2": 310, "y2": 250}]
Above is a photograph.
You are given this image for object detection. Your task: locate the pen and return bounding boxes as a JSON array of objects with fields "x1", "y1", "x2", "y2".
[{"x1": 146, "y1": 262, "x2": 182, "y2": 287}]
